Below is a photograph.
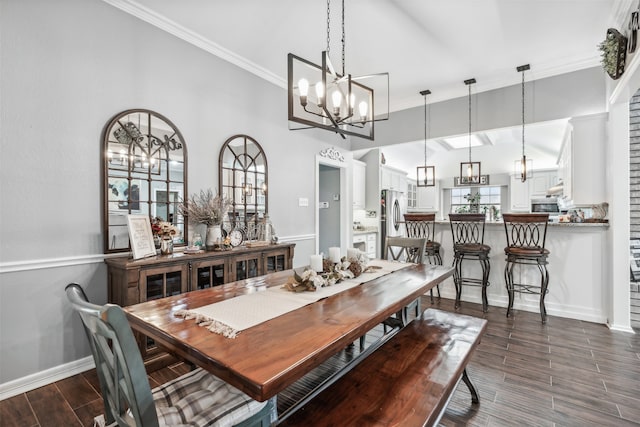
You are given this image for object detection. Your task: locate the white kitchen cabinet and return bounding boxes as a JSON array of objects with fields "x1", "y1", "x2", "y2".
[
  {"x1": 529, "y1": 170, "x2": 559, "y2": 198},
  {"x1": 416, "y1": 184, "x2": 439, "y2": 211},
  {"x1": 352, "y1": 160, "x2": 366, "y2": 209},
  {"x1": 381, "y1": 165, "x2": 407, "y2": 192},
  {"x1": 509, "y1": 175, "x2": 530, "y2": 211},
  {"x1": 353, "y1": 232, "x2": 378, "y2": 260},
  {"x1": 561, "y1": 113, "x2": 606, "y2": 206}
]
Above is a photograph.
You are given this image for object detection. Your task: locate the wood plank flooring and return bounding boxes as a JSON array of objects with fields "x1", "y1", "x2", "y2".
[{"x1": 1, "y1": 297, "x2": 638, "y2": 427}]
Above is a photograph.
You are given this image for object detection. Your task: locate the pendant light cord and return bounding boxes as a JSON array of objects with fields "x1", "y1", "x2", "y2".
[
  {"x1": 468, "y1": 83, "x2": 472, "y2": 163},
  {"x1": 424, "y1": 93, "x2": 428, "y2": 168},
  {"x1": 521, "y1": 69, "x2": 525, "y2": 158}
]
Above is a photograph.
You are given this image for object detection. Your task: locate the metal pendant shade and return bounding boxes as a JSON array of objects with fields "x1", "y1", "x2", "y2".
[
  {"x1": 287, "y1": 0, "x2": 388, "y2": 140},
  {"x1": 515, "y1": 64, "x2": 533, "y2": 182},
  {"x1": 417, "y1": 90, "x2": 435, "y2": 187},
  {"x1": 459, "y1": 78, "x2": 481, "y2": 185}
]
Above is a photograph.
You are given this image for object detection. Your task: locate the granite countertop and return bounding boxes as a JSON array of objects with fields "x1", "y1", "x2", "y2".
[
  {"x1": 353, "y1": 227, "x2": 379, "y2": 234},
  {"x1": 434, "y1": 219, "x2": 609, "y2": 228}
]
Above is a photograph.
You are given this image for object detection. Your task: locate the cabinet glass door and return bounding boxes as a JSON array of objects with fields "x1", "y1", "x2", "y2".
[
  {"x1": 139, "y1": 265, "x2": 188, "y2": 356},
  {"x1": 191, "y1": 259, "x2": 227, "y2": 290},
  {"x1": 235, "y1": 255, "x2": 260, "y2": 281},
  {"x1": 265, "y1": 249, "x2": 288, "y2": 274}
]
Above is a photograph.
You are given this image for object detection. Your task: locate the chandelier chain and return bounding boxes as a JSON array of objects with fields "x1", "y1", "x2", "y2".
[
  {"x1": 341, "y1": 0, "x2": 345, "y2": 75},
  {"x1": 326, "y1": 0, "x2": 331, "y2": 56}
]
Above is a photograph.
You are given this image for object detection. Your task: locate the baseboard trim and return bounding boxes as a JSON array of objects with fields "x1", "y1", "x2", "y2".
[{"x1": 0, "y1": 356, "x2": 95, "y2": 401}]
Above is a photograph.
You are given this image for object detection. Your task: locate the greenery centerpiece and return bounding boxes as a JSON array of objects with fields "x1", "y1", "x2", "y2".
[{"x1": 179, "y1": 189, "x2": 232, "y2": 250}]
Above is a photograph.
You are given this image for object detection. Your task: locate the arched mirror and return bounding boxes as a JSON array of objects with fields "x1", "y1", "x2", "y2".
[
  {"x1": 102, "y1": 109, "x2": 188, "y2": 253},
  {"x1": 219, "y1": 135, "x2": 268, "y2": 232}
]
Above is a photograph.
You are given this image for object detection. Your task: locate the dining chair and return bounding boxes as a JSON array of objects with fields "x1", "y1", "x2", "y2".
[
  {"x1": 502, "y1": 213, "x2": 550, "y2": 322},
  {"x1": 382, "y1": 236, "x2": 426, "y2": 329},
  {"x1": 65, "y1": 283, "x2": 272, "y2": 427},
  {"x1": 404, "y1": 213, "x2": 442, "y2": 303}
]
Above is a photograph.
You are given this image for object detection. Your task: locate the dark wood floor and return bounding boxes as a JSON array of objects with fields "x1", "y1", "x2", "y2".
[{"x1": 1, "y1": 297, "x2": 638, "y2": 427}]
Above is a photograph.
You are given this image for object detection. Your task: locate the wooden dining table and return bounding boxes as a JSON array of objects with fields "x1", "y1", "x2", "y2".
[{"x1": 124, "y1": 263, "x2": 453, "y2": 404}]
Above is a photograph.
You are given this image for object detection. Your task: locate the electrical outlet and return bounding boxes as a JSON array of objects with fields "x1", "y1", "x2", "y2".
[{"x1": 319, "y1": 201, "x2": 329, "y2": 209}]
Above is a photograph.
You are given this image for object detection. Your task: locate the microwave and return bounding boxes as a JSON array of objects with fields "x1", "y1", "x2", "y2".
[{"x1": 531, "y1": 197, "x2": 559, "y2": 213}]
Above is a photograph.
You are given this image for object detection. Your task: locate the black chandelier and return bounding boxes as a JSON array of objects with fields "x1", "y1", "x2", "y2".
[
  {"x1": 287, "y1": 0, "x2": 388, "y2": 140},
  {"x1": 459, "y1": 78, "x2": 481, "y2": 184},
  {"x1": 416, "y1": 90, "x2": 435, "y2": 187}
]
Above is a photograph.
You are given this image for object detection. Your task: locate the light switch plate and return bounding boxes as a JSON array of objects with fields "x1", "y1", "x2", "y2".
[
  {"x1": 319, "y1": 201, "x2": 329, "y2": 209},
  {"x1": 298, "y1": 197, "x2": 309, "y2": 207}
]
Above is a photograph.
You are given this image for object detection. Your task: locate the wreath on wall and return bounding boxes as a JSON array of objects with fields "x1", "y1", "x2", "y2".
[{"x1": 598, "y1": 28, "x2": 628, "y2": 80}]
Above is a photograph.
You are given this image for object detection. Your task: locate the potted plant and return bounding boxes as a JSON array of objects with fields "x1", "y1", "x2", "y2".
[
  {"x1": 179, "y1": 189, "x2": 232, "y2": 250},
  {"x1": 598, "y1": 28, "x2": 627, "y2": 80}
]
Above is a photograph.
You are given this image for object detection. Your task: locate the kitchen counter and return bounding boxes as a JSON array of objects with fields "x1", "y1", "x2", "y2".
[
  {"x1": 353, "y1": 227, "x2": 379, "y2": 234},
  {"x1": 431, "y1": 219, "x2": 609, "y2": 324}
]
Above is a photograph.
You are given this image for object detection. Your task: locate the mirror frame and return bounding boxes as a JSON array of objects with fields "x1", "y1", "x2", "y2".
[
  {"x1": 102, "y1": 109, "x2": 188, "y2": 254},
  {"x1": 218, "y1": 134, "x2": 268, "y2": 233}
]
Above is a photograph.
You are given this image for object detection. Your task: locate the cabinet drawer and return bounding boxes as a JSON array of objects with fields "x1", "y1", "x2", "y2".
[
  {"x1": 366, "y1": 234, "x2": 376, "y2": 242},
  {"x1": 367, "y1": 241, "x2": 376, "y2": 253},
  {"x1": 353, "y1": 234, "x2": 366, "y2": 243}
]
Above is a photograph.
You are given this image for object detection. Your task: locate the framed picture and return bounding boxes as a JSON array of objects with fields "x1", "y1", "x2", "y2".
[{"x1": 127, "y1": 214, "x2": 156, "y2": 259}]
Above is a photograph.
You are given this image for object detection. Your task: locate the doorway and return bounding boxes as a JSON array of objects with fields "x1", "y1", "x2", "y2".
[
  {"x1": 318, "y1": 165, "x2": 340, "y2": 255},
  {"x1": 315, "y1": 155, "x2": 350, "y2": 257}
]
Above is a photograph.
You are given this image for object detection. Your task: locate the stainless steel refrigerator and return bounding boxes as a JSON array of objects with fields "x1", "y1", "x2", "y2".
[{"x1": 380, "y1": 189, "x2": 407, "y2": 258}]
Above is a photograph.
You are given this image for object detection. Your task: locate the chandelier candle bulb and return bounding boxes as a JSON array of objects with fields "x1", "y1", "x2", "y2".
[
  {"x1": 329, "y1": 247, "x2": 341, "y2": 263},
  {"x1": 310, "y1": 255, "x2": 323, "y2": 272}
]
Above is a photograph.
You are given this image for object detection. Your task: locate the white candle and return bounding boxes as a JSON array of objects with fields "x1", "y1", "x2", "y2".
[
  {"x1": 310, "y1": 254, "x2": 323, "y2": 272},
  {"x1": 329, "y1": 247, "x2": 341, "y2": 263},
  {"x1": 347, "y1": 248, "x2": 359, "y2": 260}
]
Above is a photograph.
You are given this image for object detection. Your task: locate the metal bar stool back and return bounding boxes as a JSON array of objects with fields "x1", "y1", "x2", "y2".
[
  {"x1": 448, "y1": 213, "x2": 491, "y2": 312},
  {"x1": 404, "y1": 213, "x2": 442, "y2": 302},
  {"x1": 502, "y1": 213, "x2": 550, "y2": 322}
]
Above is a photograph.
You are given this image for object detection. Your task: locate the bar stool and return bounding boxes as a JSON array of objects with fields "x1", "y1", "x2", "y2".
[
  {"x1": 404, "y1": 213, "x2": 442, "y2": 302},
  {"x1": 448, "y1": 213, "x2": 491, "y2": 312},
  {"x1": 502, "y1": 213, "x2": 550, "y2": 323}
]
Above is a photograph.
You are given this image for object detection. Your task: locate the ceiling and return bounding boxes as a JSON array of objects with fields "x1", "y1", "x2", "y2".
[{"x1": 103, "y1": 0, "x2": 624, "y2": 172}]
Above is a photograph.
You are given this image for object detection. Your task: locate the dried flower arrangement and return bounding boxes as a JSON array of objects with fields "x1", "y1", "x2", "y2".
[
  {"x1": 178, "y1": 189, "x2": 232, "y2": 226},
  {"x1": 284, "y1": 251, "x2": 371, "y2": 292}
]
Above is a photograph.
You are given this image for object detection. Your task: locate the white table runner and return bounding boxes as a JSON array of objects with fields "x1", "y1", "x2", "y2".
[{"x1": 175, "y1": 260, "x2": 411, "y2": 338}]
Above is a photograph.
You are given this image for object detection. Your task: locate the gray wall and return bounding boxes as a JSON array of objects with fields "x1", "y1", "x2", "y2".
[{"x1": 0, "y1": 0, "x2": 344, "y2": 386}]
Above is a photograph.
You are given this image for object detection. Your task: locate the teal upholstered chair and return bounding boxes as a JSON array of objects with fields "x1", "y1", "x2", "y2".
[{"x1": 65, "y1": 284, "x2": 273, "y2": 427}]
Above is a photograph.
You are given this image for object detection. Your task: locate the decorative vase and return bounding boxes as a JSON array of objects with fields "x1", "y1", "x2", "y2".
[
  {"x1": 160, "y1": 237, "x2": 173, "y2": 255},
  {"x1": 206, "y1": 224, "x2": 222, "y2": 250},
  {"x1": 154, "y1": 235, "x2": 162, "y2": 249}
]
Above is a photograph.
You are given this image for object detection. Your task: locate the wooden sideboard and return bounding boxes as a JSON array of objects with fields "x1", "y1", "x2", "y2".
[{"x1": 105, "y1": 242, "x2": 295, "y2": 367}]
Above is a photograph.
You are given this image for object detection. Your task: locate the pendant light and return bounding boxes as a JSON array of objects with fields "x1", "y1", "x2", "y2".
[
  {"x1": 514, "y1": 64, "x2": 533, "y2": 181},
  {"x1": 459, "y1": 78, "x2": 480, "y2": 184},
  {"x1": 416, "y1": 90, "x2": 435, "y2": 187}
]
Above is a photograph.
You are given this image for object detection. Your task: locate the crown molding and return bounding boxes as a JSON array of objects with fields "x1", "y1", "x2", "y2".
[{"x1": 100, "y1": 0, "x2": 286, "y2": 89}]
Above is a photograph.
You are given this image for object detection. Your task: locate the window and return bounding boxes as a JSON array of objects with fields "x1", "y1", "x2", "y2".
[
  {"x1": 451, "y1": 187, "x2": 471, "y2": 212},
  {"x1": 451, "y1": 186, "x2": 501, "y2": 216},
  {"x1": 407, "y1": 182, "x2": 417, "y2": 208}
]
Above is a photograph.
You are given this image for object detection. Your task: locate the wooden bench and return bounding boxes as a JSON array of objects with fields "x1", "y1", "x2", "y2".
[{"x1": 278, "y1": 308, "x2": 487, "y2": 426}]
